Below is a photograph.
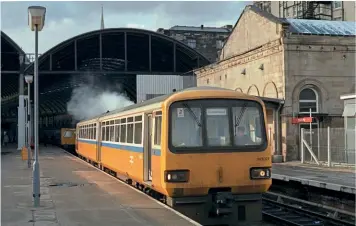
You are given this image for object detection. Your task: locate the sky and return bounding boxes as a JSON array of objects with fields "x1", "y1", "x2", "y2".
[{"x1": 1, "y1": 1, "x2": 250, "y2": 54}]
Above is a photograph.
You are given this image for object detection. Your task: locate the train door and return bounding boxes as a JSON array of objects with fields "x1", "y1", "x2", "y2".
[{"x1": 144, "y1": 114, "x2": 153, "y2": 182}]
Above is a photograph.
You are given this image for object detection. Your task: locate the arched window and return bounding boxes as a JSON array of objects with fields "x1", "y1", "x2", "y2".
[{"x1": 299, "y1": 88, "x2": 318, "y2": 113}]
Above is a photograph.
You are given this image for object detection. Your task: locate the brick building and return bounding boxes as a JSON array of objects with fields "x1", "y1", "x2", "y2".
[
  {"x1": 194, "y1": 5, "x2": 356, "y2": 162},
  {"x1": 157, "y1": 25, "x2": 232, "y2": 63}
]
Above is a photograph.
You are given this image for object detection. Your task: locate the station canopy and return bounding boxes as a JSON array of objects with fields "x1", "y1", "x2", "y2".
[{"x1": 1, "y1": 28, "x2": 211, "y2": 118}]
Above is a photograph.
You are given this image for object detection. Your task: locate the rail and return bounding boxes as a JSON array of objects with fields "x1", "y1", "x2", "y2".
[{"x1": 262, "y1": 192, "x2": 355, "y2": 226}]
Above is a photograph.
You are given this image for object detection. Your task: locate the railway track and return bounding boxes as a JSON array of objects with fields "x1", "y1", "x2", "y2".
[
  {"x1": 262, "y1": 192, "x2": 355, "y2": 226},
  {"x1": 62, "y1": 146, "x2": 355, "y2": 226}
]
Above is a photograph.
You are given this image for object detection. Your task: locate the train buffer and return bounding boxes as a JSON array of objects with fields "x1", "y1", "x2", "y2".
[{"x1": 2, "y1": 145, "x2": 201, "y2": 226}]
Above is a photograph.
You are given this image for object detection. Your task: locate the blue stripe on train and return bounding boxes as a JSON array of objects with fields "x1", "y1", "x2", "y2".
[{"x1": 78, "y1": 139, "x2": 161, "y2": 156}]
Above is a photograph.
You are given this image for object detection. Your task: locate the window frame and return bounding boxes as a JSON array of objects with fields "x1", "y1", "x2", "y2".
[
  {"x1": 186, "y1": 39, "x2": 196, "y2": 49},
  {"x1": 299, "y1": 88, "x2": 319, "y2": 114},
  {"x1": 168, "y1": 99, "x2": 268, "y2": 154},
  {"x1": 333, "y1": 1, "x2": 341, "y2": 9},
  {"x1": 153, "y1": 111, "x2": 163, "y2": 149},
  {"x1": 100, "y1": 113, "x2": 144, "y2": 146}
]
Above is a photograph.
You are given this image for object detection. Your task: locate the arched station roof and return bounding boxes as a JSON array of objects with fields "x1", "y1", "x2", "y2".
[
  {"x1": 1, "y1": 31, "x2": 26, "y2": 118},
  {"x1": 2, "y1": 28, "x2": 211, "y2": 119}
]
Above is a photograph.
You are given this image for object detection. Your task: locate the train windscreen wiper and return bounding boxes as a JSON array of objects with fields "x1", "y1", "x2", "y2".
[
  {"x1": 234, "y1": 102, "x2": 247, "y2": 128},
  {"x1": 183, "y1": 103, "x2": 202, "y2": 127}
]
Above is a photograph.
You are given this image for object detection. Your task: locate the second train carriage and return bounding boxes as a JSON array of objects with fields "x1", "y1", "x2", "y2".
[{"x1": 76, "y1": 86, "x2": 272, "y2": 226}]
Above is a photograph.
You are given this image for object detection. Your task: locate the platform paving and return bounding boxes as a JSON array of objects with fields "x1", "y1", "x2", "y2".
[
  {"x1": 272, "y1": 162, "x2": 356, "y2": 194},
  {"x1": 1, "y1": 144, "x2": 200, "y2": 226}
]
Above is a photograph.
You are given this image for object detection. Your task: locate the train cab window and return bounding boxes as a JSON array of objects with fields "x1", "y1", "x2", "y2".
[
  {"x1": 154, "y1": 114, "x2": 162, "y2": 145},
  {"x1": 171, "y1": 107, "x2": 202, "y2": 147},
  {"x1": 206, "y1": 108, "x2": 231, "y2": 146},
  {"x1": 232, "y1": 103, "x2": 265, "y2": 146}
]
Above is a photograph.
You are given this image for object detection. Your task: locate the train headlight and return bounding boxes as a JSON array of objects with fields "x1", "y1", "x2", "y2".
[
  {"x1": 250, "y1": 167, "x2": 271, "y2": 179},
  {"x1": 164, "y1": 170, "x2": 189, "y2": 183}
]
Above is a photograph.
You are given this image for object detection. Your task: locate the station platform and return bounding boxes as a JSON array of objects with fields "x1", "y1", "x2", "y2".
[
  {"x1": 1, "y1": 144, "x2": 201, "y2": 226},
  {"x1": 272, "y1": 162, "x2": 355, "y2": 194}
]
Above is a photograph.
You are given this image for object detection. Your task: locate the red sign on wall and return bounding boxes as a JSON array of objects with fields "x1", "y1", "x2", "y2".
[{"x1": 292, "y1": 117, "x2": 313, "y2": 124}]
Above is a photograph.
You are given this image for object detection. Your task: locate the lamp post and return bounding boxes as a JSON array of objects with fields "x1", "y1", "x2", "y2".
[
  {"x1": 28, "y1": 5, "x2": 46, "y2": 208},
  {"x1": 25, "y1": 75, "x2": 34, "y2": 169}
]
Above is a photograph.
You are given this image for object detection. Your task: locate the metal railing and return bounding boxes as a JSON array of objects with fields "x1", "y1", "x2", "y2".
[{"x1": 301, "y1": 127, "x2": 355, "y2": 167}]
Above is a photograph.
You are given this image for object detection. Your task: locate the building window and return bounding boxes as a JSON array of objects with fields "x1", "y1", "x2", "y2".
[
  {"x1": 299, "y1": 88, "x2": 319, "y2": 113},
  {"x1": 187, "y1": 39, "x2": 196, "y2": 49},
  {"x1": 333, "y1": 1, "x2": 342, "y2": 9},
  {"x1": 216, "y1": 40, "x2": 224, "y2": 49},
  {"x1": 293, "y1": 6, "x2": 297, "y2": 16},
  {"x1": 334, "y1": 16, "x2": 342, "y2": 21}
]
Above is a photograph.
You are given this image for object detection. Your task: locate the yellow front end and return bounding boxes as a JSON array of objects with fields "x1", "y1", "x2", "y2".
[
  {"x1": 158, "y1": 90, "x2": 271, "y2": 226},
  {"x1": 60, "y1": 128, "x2": 76, "y2": 145},
  {"x1": 164, "y1": 151, "x2": 271, "y2": 197}
]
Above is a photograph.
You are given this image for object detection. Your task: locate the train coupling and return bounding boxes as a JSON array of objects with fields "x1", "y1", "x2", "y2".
[{"x1": 213, "y1": 192, "x2": 234, "y2": 216}]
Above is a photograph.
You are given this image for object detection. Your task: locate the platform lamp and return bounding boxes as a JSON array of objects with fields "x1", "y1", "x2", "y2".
[
  {"x1": 25, "y1": 74, "x2": 34, "y2": 169},
  {"x1": 28, "y1": 5, "x2": 46, "y2": 208}
]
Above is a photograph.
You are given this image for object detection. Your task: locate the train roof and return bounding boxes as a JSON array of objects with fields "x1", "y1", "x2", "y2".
[{"x1": 78, "y1": 86, "x2": 245, "y2": 123}]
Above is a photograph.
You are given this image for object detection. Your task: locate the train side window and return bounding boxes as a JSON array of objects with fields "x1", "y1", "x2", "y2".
[
  {"x1": 110, "y1": 125, "x2": 115, "y2": 142},
  {"x1": 114, "y1": 124, "x2": 120, "y2": 142},
  {"x1": 127, "y1": 123, "x2": 134, "y2": 143},
  {"x1": 154, "y1": 113, "x2": 162, "y2": 146},
  {"x1": 93, "y1": 127, "x2": 96, "y2": 139},
  {"x1": 105, "y1": 126, "x2": 110, "y2": 141},
  {"x1": 101, "y1": 127, "x2": 105, "y2": 141},
  {"x1": 120, "y1": 123, "x2": 127, "y2": 143},
  {"x1": 134, "y1": 122, "x2": 142, "y2": 144},
  {"x1": 135, "y1": 115, "x2": 142, "y2": 121},
  {"x1": 89, "y1": 125, "x2": 92, "y2": 139},
  {"x1": 86, "y1": 125, "x2": 89, "y2": 139}
]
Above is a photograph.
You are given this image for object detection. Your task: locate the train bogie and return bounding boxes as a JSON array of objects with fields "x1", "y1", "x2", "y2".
[{"x1": 76, "y1": 87, "x2": 272, "y2": 226}]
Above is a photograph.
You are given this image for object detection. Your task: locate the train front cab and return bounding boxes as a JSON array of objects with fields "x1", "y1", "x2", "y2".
[
  {"x1": 60, "y1": 128, "x2": 76, "y2": 153},
  {"x1": 160, "y1": 91, "x2": 272, "y2": 226}
]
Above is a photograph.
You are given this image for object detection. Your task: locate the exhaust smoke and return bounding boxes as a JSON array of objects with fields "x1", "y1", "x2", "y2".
[{"x1": 66, "y1": 75, "x2": 134, "y2": 121}]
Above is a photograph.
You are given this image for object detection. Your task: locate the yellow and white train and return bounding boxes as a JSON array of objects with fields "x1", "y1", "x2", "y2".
[{"x1": 76, "y1": 86, "x2": 272, "y2": 226}]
